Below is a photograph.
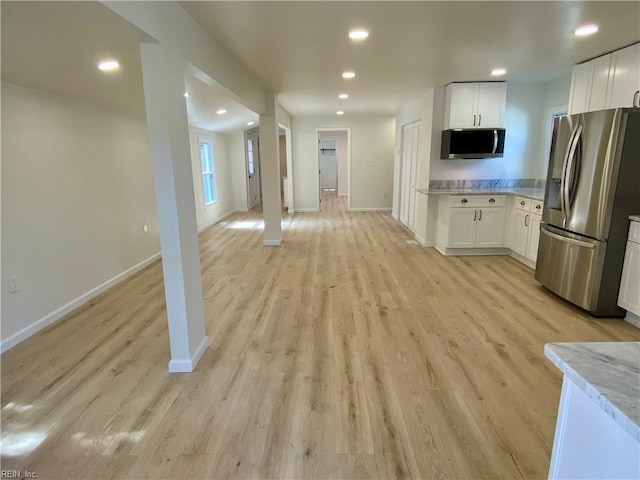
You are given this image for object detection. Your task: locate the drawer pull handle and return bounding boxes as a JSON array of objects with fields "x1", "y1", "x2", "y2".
[
  {"x1": 535, "y1": 204, "x2": 541, "y2": 210},
  {"x1": 489, "y1": 198, "x2": 496, "y2": 203},
  {"x1": 525, "y1": 214, "x2": 529, "y2": 227},
  {"x1": 473, "y1": 209, "x2": 477, "y2": 221},
  {"x1": 461, "y1": 198, "x2": 468, "y2": 203},
  {"x1": 479, "y1": 209, "x2": 482, "y2": 221},
  {"x1": 520, "y1": 201, "x2": 525, "y2": 206}
]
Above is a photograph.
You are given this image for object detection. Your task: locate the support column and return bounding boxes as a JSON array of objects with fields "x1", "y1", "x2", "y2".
[
  {"x1": 139, "y1": 43, "x2": 208, "y2": 372},
  {"x1": 259, "y1": 92, "x2": 282, "y2": 245}
]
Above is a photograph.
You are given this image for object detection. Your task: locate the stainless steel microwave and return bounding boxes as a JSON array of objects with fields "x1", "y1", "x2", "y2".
[{"x1": 440, "y1": 128, "x2": 506, "y2": 159}]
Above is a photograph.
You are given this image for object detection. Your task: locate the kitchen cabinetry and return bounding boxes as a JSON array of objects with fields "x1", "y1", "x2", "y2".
[
  {"x1": 436, "y1": 195, "x2": 506, "y2": 254},
  {"x1": 608, "y1": 44, "x2": 640, "y2": 109},
  {"x1": 444, "y1": 82, "x2": 507, "y2": 129},
  {"x1": 568, "y1": 43, "x2": 640, "y2": 115},
  {"x1": 618, "y1": 220, "x2": 640, "y2": 321},
  {"x1": 509, "y1": 196, "x2": 543, "y2": 264}
]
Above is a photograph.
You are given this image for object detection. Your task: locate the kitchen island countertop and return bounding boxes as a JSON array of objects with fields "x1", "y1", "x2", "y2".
[{"x1": 544, "y1": 342, "x2": 640, "y2": 442}]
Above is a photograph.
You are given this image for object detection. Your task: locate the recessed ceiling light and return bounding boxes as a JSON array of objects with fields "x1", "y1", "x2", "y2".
[
  {"x1": 575, "y1": 24, "x2": 599, "y2": 36},
  {"x1": 338, "y1": 93, "x2": 349, "y2": 99},
  {"x1": 491, "y1": 68, "x2": 507, "y2": 76},
  {"x1": 247, "y1": 121, "x2": 255, "y2": 126},
  {"x1": 98, "y1": 60, "x2": 119, "y2": 72},
  {"x1": 342, "y1": 71, "x2": 356, "y2": 79},
  {"x1": 337, "y1": 111, "x2": 345, "y2": 115},
  {"x1": 184, "y1": 92, "x2": 190, "y2": 98},
  {"x1": 216, "y1": 109, "x2": 227, "y2": 115},
  {"x1": 349, "y1": 29, "x2": 369, "y2": 41}
]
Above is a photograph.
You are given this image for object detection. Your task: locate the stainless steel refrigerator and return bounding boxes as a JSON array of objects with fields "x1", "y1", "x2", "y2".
[{"x1": 535, "y1": 108, "x2": 640, "y2": 317}]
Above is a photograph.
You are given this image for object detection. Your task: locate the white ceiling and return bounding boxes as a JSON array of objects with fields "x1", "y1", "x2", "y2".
[
  {"x1": 180, "y1": 1, "x2": 640, "y2": 116},
  {"x1": 1, "y1": 1, "x2": 258, "y2": 133},
  {"x1": 3, "y1": 2, "x2": 639, "y2": 128}
]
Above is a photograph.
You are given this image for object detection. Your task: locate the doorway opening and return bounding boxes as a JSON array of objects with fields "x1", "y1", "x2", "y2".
[
  {"x1": 316, "y1": 128, "x2": 350, "y2": 212},
  {"x1": 398, "y1": 120, "x2": 421, "y2": 230},
  {"x1": 279, "y1": 124, "x2": 293, "y2": 213},
  {"x1": 245, "y1": 129, "x2": 261, "y2": 210}
]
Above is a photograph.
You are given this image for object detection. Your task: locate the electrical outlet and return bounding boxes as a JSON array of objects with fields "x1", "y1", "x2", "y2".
[
  {"x1": 9, "y1": 275, "x2": 18, "y2": 294},
  {"x1": 143, "y1": 224, "x2": 149, "y2": 234}
]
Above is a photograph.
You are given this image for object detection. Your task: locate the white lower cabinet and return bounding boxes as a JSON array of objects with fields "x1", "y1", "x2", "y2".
[
  {"x1": 436, "y1": 195, "x2": 506, "y2": 253},
  {"x1": 618, "y1": 221, "x2": 640, "y2": 318},
  {"x1": 508, "y1": 196, "x2": 543, "y2": 264}
]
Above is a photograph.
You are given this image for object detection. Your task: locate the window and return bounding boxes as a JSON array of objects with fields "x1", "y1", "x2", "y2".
[
  {"x1": 199, "y1": 138, "x2": 216, "y2": 205},
  {"x1": 247, "y1": 138, "x2": 255, "y2": 175}
]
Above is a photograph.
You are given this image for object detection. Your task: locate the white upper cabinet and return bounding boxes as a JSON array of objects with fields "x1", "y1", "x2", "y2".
[
  {"x1": 568, "y1": 43, "x2": 640, "y2": 114},
  {"x1": 607, "y1": 43, "x2": 640, "y2": 109},
  {"x1": 445, "y1": 82, "x2": 507, "y2": 129},
  {"x1": 569, "y1": 62, "x2": 594, "y2": 114}
]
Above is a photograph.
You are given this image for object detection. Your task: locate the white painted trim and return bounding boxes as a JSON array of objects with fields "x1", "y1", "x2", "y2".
[
  {"x1": 233, "y1": 208, "x2": 249, "y2": 213},
  {"x1": 168, "y1": 335, "x2": 209, "y2": 373},
  {"x1": 509, "y1": 251, "x2": 536, "y2": 270},
  {"x1": 1, "y1": 252, "x2": 162, "y2": 353},
  {"x1": 197, "y1": 210, "x2": 235, "y2": 234},
  {"x1": 349, "y1": 207, "x2": 393, "y2": 212},
  {"x1": 392, "y1": 212, "x2": 399, "y2": 221},
  {"x1": 437, "y1": 247, "x2": 510, "y2": 256},
  {"x1": 294, "y1": 208, "x2": 319, "y2": 213},
  {"x1": 414, "y1": 234, "x2": 434, "y2": 247},
  {"x1": 263, "y1": 239, "x2": 281, "y2": 246},
  {"x1": 624, "y1": 311, "x2": 640, "y2": 329}
]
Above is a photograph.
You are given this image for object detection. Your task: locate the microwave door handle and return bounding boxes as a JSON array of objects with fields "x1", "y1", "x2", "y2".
[
  {"x1": 560, "y1": 123, "x2": 580, "y2": 224},
  {"x1": 492, "y1": 130, "x2": 498, "y2": 154},
  {"x1": 563, "y1": 124, "x2": 583, "y2": 221}
]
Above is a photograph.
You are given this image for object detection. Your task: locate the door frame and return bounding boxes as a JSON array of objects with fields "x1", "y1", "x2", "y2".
[
  {"x1": 279, "y1": 123, "x2": 294, "y2": 214},
  {"x1": 245, "y1": 130, "x2": 261, "y2": 209},
  {"x1": 315, "y1": 127, "x2": 351, "y2": 211},
  {"x1": 398, "y1": 120, "x2": 421, "y2": 230}
]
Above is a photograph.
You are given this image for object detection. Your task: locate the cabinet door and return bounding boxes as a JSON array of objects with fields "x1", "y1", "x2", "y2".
[
  {"x1": 447, "y1": 83, "x2": 478, "y2": 128},
  {"x1": 569, "y1": 62, "x2": 593, "y2": 114},
  {"x1": 475, "y1": 207, "x2": 505, "y2": 247},
  {"x1": 589, "y1": 54, "x2": 612, "y2": 111},
  {"x1": 618, "y1": 240, "x2": 640, "y2": 316},
  {"x1": 512, "y1": 210, "x2": 529, "y2": 256},
  {"x1": 477, "y1": 83, "x2": 506, "y2": 127},
  {"x1": 608, "y1": 43, "x2": 640, "y2": 109},
  {"x1": 526, "y1": 215, "x2": 542, "y2": 261},
  {"x1": 448, "y1": 208, "x2": 476, "y2": 248}
]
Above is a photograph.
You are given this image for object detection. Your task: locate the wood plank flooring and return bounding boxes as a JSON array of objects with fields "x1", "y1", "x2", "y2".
[{"x1": 2, "y1": 191, "x2": 639, "y2": 479}]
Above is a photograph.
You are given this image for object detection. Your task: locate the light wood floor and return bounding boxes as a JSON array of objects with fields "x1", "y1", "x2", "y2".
[{"x1": 2, "y1": 192, "x2": 639, "y2": 479}]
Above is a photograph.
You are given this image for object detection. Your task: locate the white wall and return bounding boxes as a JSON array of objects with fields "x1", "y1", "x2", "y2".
[
  {"x1": 539, "y1": 73, "x2": 572, "y2": 179},
  {"x1": 189, "y1": 126, "x2": 235, "y2": 230},
  {"x1": 291, "y1": 115, "x2": 395, "y2": 212},
  {"x1": 430, "y1": 83, "x2": 548, "y2": 181},
  {"x1": 229, "y1": 130, "x2": 248, "y2": 211},
  {"x1": 1, "y1": 82, "x2": 160, "y2": 348}
]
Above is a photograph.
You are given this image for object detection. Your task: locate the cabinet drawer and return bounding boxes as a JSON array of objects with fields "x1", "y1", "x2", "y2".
[
  {"x1": 449, "y1": 195, "x2": 506, "y2": 207},
  {"x1": 531, "y1": 200, "x2": 544, "y2": 216},
  {"x1": 629, "y1": 221, "x2": 640, "y2": 243},
  {"x1": 515, "y1": 196, "x2": 531, "y2": 212}
]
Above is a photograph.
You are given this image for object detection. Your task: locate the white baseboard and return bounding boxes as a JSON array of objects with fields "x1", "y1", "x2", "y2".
[
  {"x1": 509, "y1": 252, "x2": 536, "y2": 270},
  {"x1": 392, "y1": 213, "x2": 399, "y2": 221},
  {"x1": 349, "y1": 207, "x2": 393, "y2": 212},
  {"x1": 624, "y1": 311, "x2": 640, "y2": 329},
  {"x1": 263, "y1": 239, "x2": 282, "y2": 246},
  {"x1": 1, "y1": 252, "x2": 162, "y2": 353},
  {"x1": 198, "y1": 210, "x2": 235, "y2": 233},
  {"x1": 295, "y1": 208, "x2": 319, "y2": 213},
  {"x1": 168, "y1": 336, "x2": 209, "y2": 373},
  {"x1": 437, "y1": 247, "x2": 510, "y2": 257},
  {"x1": 233, "y1": 208, "x2": 249, "y2": 213},
  {"x1": 414, "y1": 234, "x2": 434, "y2": 247}
]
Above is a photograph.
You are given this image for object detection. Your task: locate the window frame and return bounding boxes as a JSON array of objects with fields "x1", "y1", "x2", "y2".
[{"x1": 199, "y1": 137, "x2": 217, "y2": 206}]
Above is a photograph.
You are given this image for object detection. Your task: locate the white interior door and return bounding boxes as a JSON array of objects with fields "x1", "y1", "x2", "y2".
[
  {"x1": 319, "y1": 138, "x2": 338, "y2": 189},
  {"x1": 399, "y1": 122, "x2": 421, "y2": 229},
  {"x1": 399, "y1": 124, "x2": 413, "y2": 226},
  {"x1": 408, "y1": 122, "x2": 420, "y2": 229},
  {"x1": 246, "y1": 132, "x2": 261, "y2": 209}
]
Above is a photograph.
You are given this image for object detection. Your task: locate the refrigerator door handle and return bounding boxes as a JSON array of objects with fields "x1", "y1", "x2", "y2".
[
  {"x1": 562, "y1": 124, "x2": 583, "y2": 222},
  {"x1": 540, "y1": 225, "x2": 596, "y2": 249}
]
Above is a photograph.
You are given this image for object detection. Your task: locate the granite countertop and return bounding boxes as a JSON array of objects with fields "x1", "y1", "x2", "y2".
[
  {"x1": 416, "y1": 187, "x2": 545, "y2": 201},
  {"x1": 545, "y1": 342, "x2": 640, "y2": 442},
  {"x1": 629, "y1": 215, "x2": 640, "y2": 222}
]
